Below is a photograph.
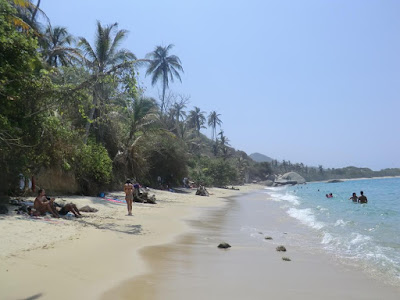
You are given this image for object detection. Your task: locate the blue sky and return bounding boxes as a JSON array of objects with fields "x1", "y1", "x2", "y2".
[{"x1": 40, "y1": 0, "x2": 400, "y2": 170}]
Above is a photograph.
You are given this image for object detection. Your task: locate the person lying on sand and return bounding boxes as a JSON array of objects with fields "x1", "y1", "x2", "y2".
[
  {"x1": 58, "y1": 203, "x2": 83, "y2": 218},
  {"x1": 33, "y1": 189, "x2": 60, "y2": 218}
]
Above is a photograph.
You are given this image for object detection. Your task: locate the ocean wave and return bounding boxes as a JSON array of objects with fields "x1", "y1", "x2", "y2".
[
  {"x1": 287, "y1": 207, "x2": 325, "y2": 230},
  {"x1": 268, "y1": 191, "x2": 300, "y2": 206}
]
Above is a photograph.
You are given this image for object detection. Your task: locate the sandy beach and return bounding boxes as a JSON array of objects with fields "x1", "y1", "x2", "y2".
[
  {"x1": 2, "y1": 183, "x2": 400, "y2": 300},
  {"x1": 0, "y1": 185, "x2": 262, "y2": 300}
]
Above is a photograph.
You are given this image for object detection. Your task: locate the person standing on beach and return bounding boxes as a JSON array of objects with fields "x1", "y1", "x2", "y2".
[
  {"x1": 358, "y1": 191, "x2": 368, "y2": 204},
  {"x1": 124, "y1": 179, "x2": 134, "y2": 215}
]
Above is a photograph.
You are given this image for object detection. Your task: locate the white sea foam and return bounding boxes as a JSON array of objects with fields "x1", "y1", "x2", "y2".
[
  {"x1": 287, "y1": 207, "x2": 325, "y2": 230},
  {"x1": 322, "y1": 232, "x2": 333, "y2": 244},
  {"x1": 268, "y1": 191, "x2": 300, "y2": 206},
  {"x1": 334, "y1": 219, "x2": 348, "y2": 227},
  {"x1": 350, "y1": 233, "x2": 371, "y2": 245}
]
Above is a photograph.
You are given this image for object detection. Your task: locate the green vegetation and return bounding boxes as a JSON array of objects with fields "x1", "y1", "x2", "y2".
[
  {"x1": 1, "y1": 0, "x2": 399, "y2": 197},
  {"x1": 250, "y1": 156, "x2": 400, "y2": 182},
  {"x1": 0, "y1": 0, "x2": 250, "y2": 196}
]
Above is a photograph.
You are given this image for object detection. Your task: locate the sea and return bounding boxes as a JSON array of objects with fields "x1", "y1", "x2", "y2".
[{"x1": 266, "y1": 177, "x2": 400, "y2": 286}]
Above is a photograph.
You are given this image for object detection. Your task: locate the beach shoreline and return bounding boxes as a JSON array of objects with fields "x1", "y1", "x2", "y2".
[
  {"x1": 103, "y1": 188, "x2": 400, "y2": 300},
  {"x1": 0, "y1": 184, "x2": 264, "y2": 300},
  {"x1": 2, "y1": 182, "x2": 400, "y2": 299}
]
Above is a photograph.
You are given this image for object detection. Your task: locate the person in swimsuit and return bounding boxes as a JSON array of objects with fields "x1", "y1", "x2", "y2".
[
  {"x1": 124, "y1": 179, "x2": 134, "y2": 215},
  {"x1": 58, "y1": 203, "x2": 83, "y2": 218},
  {"x1": 358, "y1": 191, "x2": 368, "y2": 204},
  {"x1": 349, "y1": 192, "x2": 358, "y2": 202},
  {"x1": 33, "y1": 189, "x2": 60, "y2": 218}
]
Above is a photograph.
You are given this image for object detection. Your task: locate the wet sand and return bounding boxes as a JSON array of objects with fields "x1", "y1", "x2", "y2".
[{"x1": 103, "y1": 191, "x2": 400, "y2": 300}]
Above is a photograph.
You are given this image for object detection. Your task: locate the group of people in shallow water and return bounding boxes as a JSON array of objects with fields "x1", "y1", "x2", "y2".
[
  {"x1": 325, "y1": 190, "x2": 368, "y2": 203},
  {"x1": 349, "y1": 191, "x2": 368, "y2": 203}
]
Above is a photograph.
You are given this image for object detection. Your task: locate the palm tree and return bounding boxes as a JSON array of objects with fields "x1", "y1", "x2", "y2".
[
  {"x1": 207, "y1": 111, "x2": 222, "y2": 141},
  {"x1": 41, "y1": 25, "x2": 80, "y2": 67},
  {"x1": 169, "y1": 96, "x2": 189, "y2": 137},
  {"x1": 188, "y1": 106, "x2": 206, "y2": 136},
  {"x1": 218, "y1": 130, "x2": 230, "y2": 159},
  {"x1": 112, "y1": 95, "x2": 159, "y2": 181},
  {"x1": 78, "y1": 21, "x2": 136, "y2": 143},
  {"x1": 128, "y1": 96, "x2": 158, "y2": 141},
  {"x1": 146, "y1": 44, "x2": 184, "y2": 114},
  {"x1": 10, "y1": 0, "x2": 49, "y2": 33}
]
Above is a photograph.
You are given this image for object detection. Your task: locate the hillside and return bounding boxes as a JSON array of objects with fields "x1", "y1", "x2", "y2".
[{"x1": 249, "y1": 152, "x2": 273, "y2": 163}]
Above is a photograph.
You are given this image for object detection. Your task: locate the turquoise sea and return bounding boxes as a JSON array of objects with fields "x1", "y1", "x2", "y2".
[{"x1": 267, "y1": 177, "x2": 400, "y2": 286}]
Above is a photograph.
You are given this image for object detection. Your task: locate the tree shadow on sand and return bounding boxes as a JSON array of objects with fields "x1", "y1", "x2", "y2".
[{"x1": 77, "y1": 219, "x2": 142, "y2": 235}]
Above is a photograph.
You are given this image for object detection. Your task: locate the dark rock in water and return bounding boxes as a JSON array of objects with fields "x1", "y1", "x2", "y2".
[
  {"x1": 218, "y1": 243, "x2": 231, "y2": 249},
  {"x1": 0, "y1": 204, "x2": 9, "y2": 214},
  {"x1": 276, "y1": 245, "x2": 287, "y2": 252},
  {"x1": 327, "y1": 179, "x2": 344, "y2": 183},
  {"x1": 79, "y1": 205, "x2": 98, "y2": 213}
]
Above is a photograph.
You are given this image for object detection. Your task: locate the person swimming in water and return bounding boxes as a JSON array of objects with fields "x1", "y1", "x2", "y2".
[
  {"x1": 358, "y1": 191, "x2": 368, "y2": 204},
  {"x1": 349, "y1": 192, "x2": 358, "y2": 202}
]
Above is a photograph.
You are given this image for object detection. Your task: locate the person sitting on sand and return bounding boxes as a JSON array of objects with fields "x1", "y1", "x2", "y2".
[
  {"x1": 58, "y1": 203, "x2": 83, "y2": 218},
  {"x1": 358, "y1": 191, "x2": 368, "y2": 204},
  {"x1": 33, "y1": 189, "x2": 60, "y2": 218},
  {"x1": 133, "y1": 182, "x2": 140, "y2": 198},
  {"x1": 349, "y1": 192, "x2": 358, "y2": 202},
  {"x1": 124, "y1": 179, "x2": 134, "y2": 216}
]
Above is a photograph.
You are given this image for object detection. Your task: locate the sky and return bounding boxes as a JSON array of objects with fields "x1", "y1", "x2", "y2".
[{"x1": 40, "y1": 0, "x2": 400, "y2": 170}]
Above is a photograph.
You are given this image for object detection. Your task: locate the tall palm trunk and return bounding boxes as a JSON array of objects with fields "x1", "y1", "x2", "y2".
[
  {"x1": 30, "y1": 0, "x2": 41, "y2": 24},
  {"x1": 161, "y1": 67, "x2": 167, "y2": 114}
]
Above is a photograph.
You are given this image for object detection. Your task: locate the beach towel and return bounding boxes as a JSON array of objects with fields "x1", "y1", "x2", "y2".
[{"x1": 104, "y1": 197, "x2": 126, "y2": 204}]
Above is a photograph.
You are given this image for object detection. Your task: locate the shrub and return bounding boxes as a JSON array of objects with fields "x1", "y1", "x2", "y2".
[{"x1": 75, "y1": 142, "x2": 112, "y2": 194}]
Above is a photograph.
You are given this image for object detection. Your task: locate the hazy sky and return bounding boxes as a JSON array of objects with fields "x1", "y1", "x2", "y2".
[{"x1": 40, "y1": 0, "x2": 400, "y2": 170}]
